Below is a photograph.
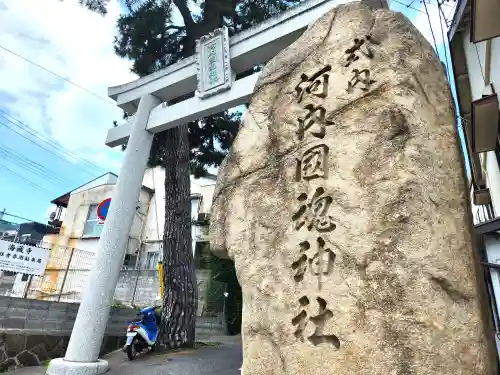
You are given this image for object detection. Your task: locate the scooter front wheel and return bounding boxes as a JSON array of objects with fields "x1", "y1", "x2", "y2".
[
  {"x1": 126, "y1": 340, "x2": 137, "y2": 361},
  {"x1": 150, "y1": 342, "x2": 157, "y2": 353}
]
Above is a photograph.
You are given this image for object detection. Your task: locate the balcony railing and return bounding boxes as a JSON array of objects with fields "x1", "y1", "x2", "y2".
[{"x1": 475, "y1": 204, "x2": 496, "y2": 225}]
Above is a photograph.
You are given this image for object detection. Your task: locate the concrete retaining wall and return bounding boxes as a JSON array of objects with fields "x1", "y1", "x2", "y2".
[
  {"x1": 0, "y1": 296, "x2": 225, "y2": 372},
  {"x1": 0, "y1": 297, "x2": 130, "y2": 335},
  {"x1": 113, "y1": 270, "x2": 160, "y2": 307}
]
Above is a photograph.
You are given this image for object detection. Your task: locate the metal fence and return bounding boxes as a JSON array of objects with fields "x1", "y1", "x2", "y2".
[
  {"x1": 21, "y1": 244, "x2": 95, "y2": 303},
  {"x1": 0, "y1": 242, "x2": 226, "y2": 317}
]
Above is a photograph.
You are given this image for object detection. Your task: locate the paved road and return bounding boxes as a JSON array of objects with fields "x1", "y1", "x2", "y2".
[
  {"x1": 11, "y1": 337, "x2": 242, "y2": 375},
  {"x1": 105, "y1": 339, "x2": 242, "y2": 375}
]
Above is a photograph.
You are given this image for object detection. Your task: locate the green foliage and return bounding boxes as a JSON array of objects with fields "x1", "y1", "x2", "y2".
[
  {"x1": 114, "y1": 0, "x2": 179, "y2": 76},
  {"x1": 108, "y1": 0, "x2": 299, "y2": 175},
  {"x1": 208, "y1": 256, "x2": 242, "y2": 334},
  {"x1": 148, "y1": 111, "x2": 241, "y2": 176},
  {"x1": 114, "y1": 0, "x2": 300, "y2": 76},
  {"x1": 78, "y1": 0, "x2": 109, "y2": 15}
]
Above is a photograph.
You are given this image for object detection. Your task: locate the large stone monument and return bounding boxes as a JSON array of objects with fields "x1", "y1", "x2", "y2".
[{"x1": 210, "y1": 2, "x2": 493, "y2": 374}]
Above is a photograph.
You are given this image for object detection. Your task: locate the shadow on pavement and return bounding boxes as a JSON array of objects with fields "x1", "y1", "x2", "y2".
[{"x1": 9, "y1": 336, "x2": 242, "y2": 375}]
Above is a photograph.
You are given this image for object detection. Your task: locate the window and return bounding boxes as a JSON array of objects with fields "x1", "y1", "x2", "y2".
[
  {"x1": 82, "y1": 204, "x2": 104, "y2": 238},
  {"x1": 191, "y1": 197, "x2": 201, "y2": 221},
  {"x1": 146, "y1": 251, "x2": 160, "y2": 270},
  {"x1": 123, "y1": 254, "x2": 137, "y2": 269}
]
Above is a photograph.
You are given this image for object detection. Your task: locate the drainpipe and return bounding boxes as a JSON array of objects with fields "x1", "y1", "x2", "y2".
[
  {"x1": 136, "y1": 189, "x2": 152, "y2": 268},
  {"x1": 485, "y1": 40, "x2": 492, "y2": 86},
  {"x1": 131, "y1": 194, "x2": 152, "y2": 306}
]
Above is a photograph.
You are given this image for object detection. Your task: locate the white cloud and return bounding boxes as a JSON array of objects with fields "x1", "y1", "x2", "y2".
[{"x1": 0, "y1": 0, "x2": 137, "y2": 172}]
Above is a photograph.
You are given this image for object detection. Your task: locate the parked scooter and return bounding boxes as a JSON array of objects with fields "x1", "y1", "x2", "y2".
[{"x1": 123, "y1": 306, "x2": 161, "y2": 360}]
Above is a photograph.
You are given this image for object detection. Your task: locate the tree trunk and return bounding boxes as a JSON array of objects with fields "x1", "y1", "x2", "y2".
[{"x1": 160, "y1": 123, "x2": 198, "y2": 348}]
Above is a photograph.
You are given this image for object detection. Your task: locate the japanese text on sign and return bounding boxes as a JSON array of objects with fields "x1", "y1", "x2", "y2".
[{"x1": 0, "y1": 240, "x2": 50, "y2": 276}]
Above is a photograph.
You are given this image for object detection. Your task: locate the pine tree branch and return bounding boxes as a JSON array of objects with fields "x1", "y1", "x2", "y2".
[
  {"x1": 165, "y1": 25, "x2": 184, "y2": 31},
  {"x1": 172, "y1": 0, "x2": 195, "y2": 29},
  {"x1": 201, "y1": 0, "x2": 230, "y2": 33}
]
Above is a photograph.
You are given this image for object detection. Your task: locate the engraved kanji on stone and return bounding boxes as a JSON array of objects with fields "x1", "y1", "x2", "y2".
[
  {"x1": 291, "y1": 241, "x2": 310, "y2": 282},
  {"x1": 291, "y1": 296, "x2": 340, "y2": 347},
  {"x1": 292, "y1": 187, "x2": 336, "y2": 232},
  {"x1": 8, "y1": 244, "x2": 14, "y2": 251},
  {"x1": 295, "y1": 65, "x2": 332, "y2": 103},
  {"x1": 291, "y1": 237, "x2": 336, "y2": 283},
  {"x1": 311, "y1": 237, "x2": 336, "y2": 277},
  {"x1": 296, "y1": 144, "x2": 329, "y2": 182},
  {"x1": 347, "y1": 69, "x2": 375, "y2": 93},
  {"x1": 344, "y1": 35, "x2": 379, "y2": 67},
  {"x1": 297, "y1": 105, "x2": 334, "y2": 141}
]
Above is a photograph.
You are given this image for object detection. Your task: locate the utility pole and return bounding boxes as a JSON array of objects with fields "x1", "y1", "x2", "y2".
[{"x1": 0, "y1": 209, "x2": 5, "y2": 221}]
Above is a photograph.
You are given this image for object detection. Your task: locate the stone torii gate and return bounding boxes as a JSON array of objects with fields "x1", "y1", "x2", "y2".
[{"x1": 47, "y1": 0, "x2": 387, "y2": 373}]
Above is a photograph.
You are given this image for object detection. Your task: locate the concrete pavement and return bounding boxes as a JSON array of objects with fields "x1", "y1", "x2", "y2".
[{"x1": 10, "y1": 336, "x2": 242, "y2": 375}]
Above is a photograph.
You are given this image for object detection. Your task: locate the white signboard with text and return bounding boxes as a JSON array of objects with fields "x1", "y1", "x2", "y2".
[
  {"x1": 0, "y1": 240, "x2": 50, "y2": 276},
  {"x1": 196, "y1": 26, "x2": 232, "y2": 99}
]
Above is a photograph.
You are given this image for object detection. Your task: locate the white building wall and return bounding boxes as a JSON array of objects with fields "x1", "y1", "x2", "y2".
[
  {"x1": 484, "y1": 152, "x2": 500, "y2": 215},
  {"x1": 141, "y1": 167, "x2": 216, "y2": 266},
  {"x1": 39, "y1": 167, "x2": 215, "y2": 274},
  {"x1": 462, "y1": 28, "x2": 488, "y2": 101},
  {"x1": 43, "y1": 184, "x2": 151, "y2": 255},
  {"x1": 483, "y1": 235, "x2": 500, "y2": 355},
  {"x1": 460, "y1": 26, "x2": 500, "y2": 216},
  {"x1": 458, "y1": 21, "x2": 500, "y2": 359},
  {"x1": 490, "y1": 36, "x2": 500, "y2": 96},
  {"x1": 71, "y1": 174, "x2": 118, "y2": 195}
]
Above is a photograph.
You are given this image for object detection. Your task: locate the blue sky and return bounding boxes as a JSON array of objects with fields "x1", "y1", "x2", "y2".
[
  {"x1": 0, "y1": 0, "x2": 135, "y2": 224},
  {"x1": 0, "y1": 0, "x2": 462, "y2": 225}
]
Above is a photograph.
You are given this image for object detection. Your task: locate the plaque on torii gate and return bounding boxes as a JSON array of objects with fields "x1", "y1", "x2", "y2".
[{"x1": 195, "y1": 26, "x2": 232, "y2": 99}]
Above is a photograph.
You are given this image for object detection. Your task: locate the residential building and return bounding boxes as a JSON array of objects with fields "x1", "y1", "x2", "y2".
[
  {"x1": 139, "y1": 168, "x2": 215, "y2": 271},
  {"x1": 10, "y1": 167, "x2": 218, "y2": 309},
  {"x1": 449, "y1": 0, "x2": 500, "y2": 364},
  {"x1": 16, "y1": 222, "x2": 59, "y2": 245},
  {"x1": 0, "y1": 219, "x2": 19, "y2": 241},
  {"x1": 43, "y1": 168, "x2": 215, "y2": 269},
  {"x1": 43, "y1": 172, "x2": 154, "y2": 267}
]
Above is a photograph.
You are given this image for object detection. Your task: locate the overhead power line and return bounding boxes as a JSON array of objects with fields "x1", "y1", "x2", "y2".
[
  {"x1": 0, "y1": 114, "x2": 105, "y2": 177},
  {"x1": 0, "y1": 162, "x2": 55, "y2": 196},
  {"x1": 0, "y1": 116, "x2": 98, "y2": 177},
  {"x1": 0, "y1": 145, "x2": 74, "y2": 186},
  {"x1": 391, "y1": 0, "x2": 427, "y2": 14},
  {"x1": 437, "y1": 1, "x2": 451, "y2": 82},
  {"x1": 446, "y1": 2, "x2": 458, "y2": 22},
  {"x1": 0, "y1": 110, "x2": 106, "y2": 174},
  {"x1": 3, "y1": 212, "x2": 46, "y2": 224},
  {"x1": 0, "y1": 44, "x2": 116, "y2": 106},
  {"x1": 423, "y1": 0, "x2": 440, "y2": 58}
]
